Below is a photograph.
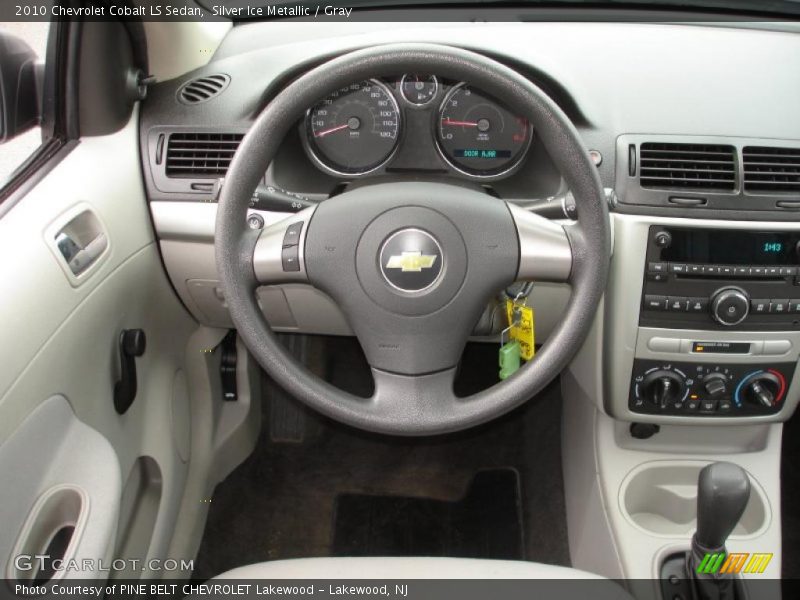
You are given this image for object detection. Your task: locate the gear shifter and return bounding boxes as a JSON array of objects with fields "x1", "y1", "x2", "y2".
[
  {"x1": 694, "y1": 462, "x2": 751, "y2": 550},
  {"x1": 689, "y1": 462, "x2": 751, "y2": 600}
]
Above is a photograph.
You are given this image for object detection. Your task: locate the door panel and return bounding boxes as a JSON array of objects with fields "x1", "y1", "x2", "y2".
[{"x1": 0, "y1": 108, "x2": 197, "y2": 580}]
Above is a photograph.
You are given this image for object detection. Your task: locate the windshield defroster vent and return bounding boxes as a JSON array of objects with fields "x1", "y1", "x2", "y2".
[
  {"x1": 177, "y1": 74, "x2": 230, "y2": 105},
  {"x1": 743, "y1": 146, "x2": 800, "y2": 193},
  {"x1": 165, "y1": 132, "x2": 244, "y2": 178},
  {"x1": 639, "y1": 142, "x2": 736, "y2": 192}
]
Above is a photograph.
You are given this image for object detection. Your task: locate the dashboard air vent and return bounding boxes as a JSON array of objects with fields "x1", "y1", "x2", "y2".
[
  {"x1": 165, "y1": 132, "x2": 244, "y2": 178},
  {"x1": 639, "y1": 142, "x2": 736, "y2": 191},
  {"x1": 177, "y1": 74, "x2": 230, "y2": 105},
  {"x1": 742, "y1": 146, "x2": 800, "y2": 193}
]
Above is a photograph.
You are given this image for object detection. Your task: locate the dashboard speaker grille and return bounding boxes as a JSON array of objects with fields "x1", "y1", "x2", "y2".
[
  {"x1": 177, "y1": 74, "x2": 230, "y2": 105},
  {"x1": 165, "y1": 132, "x2": 244, "y2": 178},
  {"x1": 743, "y1": 146, "x2": 800, "y2": 193},
  {"x1": 639, "y1": 142, "x2": 736, "y2": 191}
]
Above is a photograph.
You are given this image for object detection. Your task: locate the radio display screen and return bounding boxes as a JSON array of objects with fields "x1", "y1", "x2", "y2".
[{"x1": 661, "y1": 230, "x2": 799, "y2": 265}]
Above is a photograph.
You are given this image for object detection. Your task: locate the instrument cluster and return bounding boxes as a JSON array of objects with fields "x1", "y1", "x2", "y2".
[{"x1": 302, "y1": 75, "x2": 533, "y2": 180}]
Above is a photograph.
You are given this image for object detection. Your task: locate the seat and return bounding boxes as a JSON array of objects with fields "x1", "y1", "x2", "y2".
[{"x1": 210, "y1": 557, "x2": 634, "y2": 598}]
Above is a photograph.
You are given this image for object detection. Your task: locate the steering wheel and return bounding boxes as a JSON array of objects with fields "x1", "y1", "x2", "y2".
[{"x1": 216, "y1": 44, "x2": 610, "y2": 436}]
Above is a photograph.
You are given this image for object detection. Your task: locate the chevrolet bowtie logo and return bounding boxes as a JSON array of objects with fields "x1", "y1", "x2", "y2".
[{"x1": 385, "y1": 251, "x2": 438, "y2": 272}]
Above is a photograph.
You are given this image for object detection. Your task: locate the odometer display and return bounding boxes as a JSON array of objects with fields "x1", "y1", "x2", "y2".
[
  {"x1": 437, "y1": 84, "x2": 531, "y2": 177},
  {"x1": 306, "y1": 80, "x2": 400, "y2": 176}
]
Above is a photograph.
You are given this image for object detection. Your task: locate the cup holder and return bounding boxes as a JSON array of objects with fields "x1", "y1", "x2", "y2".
[
  {"x1": 8, "y1": 486, "x2": 87, "y2": 583},
  {"x1": 620, "y1": 461, "x2": 770, "y2": 538}
]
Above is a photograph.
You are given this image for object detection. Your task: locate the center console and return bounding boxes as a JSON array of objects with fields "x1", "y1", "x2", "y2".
[{"x1": 626, "y1": 226, "x2": 800, "y2": 420}]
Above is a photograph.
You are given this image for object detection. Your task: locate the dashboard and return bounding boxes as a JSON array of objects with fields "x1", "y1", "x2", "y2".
[{"x1": 142, "y1": 20, "x2": 800, "y2": 366}]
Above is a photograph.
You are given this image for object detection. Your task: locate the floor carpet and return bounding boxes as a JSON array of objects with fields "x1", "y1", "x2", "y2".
[{"x1": 192, "y1": 337, "x2": 569, "y2": 580}]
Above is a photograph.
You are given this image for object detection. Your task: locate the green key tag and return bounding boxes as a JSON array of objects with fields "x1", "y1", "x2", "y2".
[{"x1": 499, "y1": 340, "x2": 521, "y2": 380}]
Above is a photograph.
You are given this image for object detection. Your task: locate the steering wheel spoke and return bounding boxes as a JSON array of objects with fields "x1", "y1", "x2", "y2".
[
  {"x1": 370, "y1": 367, "x2": 459, "y2": 424},
  {"x1": 508, "y1": 203, "x2": 573, "y2": 283},
  {"x1": 252, "y1": 206, "x2": 316, "y2": 284}
]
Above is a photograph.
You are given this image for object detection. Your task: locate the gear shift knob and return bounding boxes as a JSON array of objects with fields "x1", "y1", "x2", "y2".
[{"x1": 694, "y1": 462, "x2": 751, "y2": 550}]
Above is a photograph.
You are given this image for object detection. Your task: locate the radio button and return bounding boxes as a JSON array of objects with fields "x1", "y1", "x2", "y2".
[
  {"x1": 711, "y1": 288, "x2": 750, "y2": 326},
  {"x1": 668, "y1": 297, "x2": 688, "y2": 311},
  {"x1": 767, "y1": 267, "x2": 781, "y2": 277},
  {"x1": 780, "y1": 267, "x2": 797, "y2": 276},
  {"x1": 669, "y1": 263, "x2": 687, "y2": 274},
  {"x1": 647, "y1": 272, "x2": 668, "y2": 282},
  {"x1": 751, "y1": 299, "x2": 770, "y2": 314},
  {"x1": 721, "y1": 266, "x2": 735, "y2": 276},
  {"x1": 770, "y1": 299, "x2": 789, "y2": 314},
  {"x1": 688, "y1": 264, "x2": 703, "y2": 275},
  {"x1": 734, "y1": 266, "x2": 750, "y2": 277},
  {"x1": 703, "y1": 265, "x2": 721, "y2": 276},
  {"x1": 789, "y1": 300, "x2": 800, "y2": 313},
  {"x1": 644, "y1": 295, "x2": 668, "y2": 311},
  {"x1": 688, "y1": 297, "x2": 708, "y2": 312},
  {"x1": 648, "y1": 262, "x2": 668, "y2": 273},
  {"x1": 752, "y1": 266, "x2": 766, "y2": 276}
]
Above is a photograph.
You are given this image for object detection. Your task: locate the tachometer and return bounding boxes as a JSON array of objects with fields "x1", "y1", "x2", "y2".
[
  {"x1": 306, "y1": 80, "x2": 401, "y2": 176},
  {"x1": 436, "y1": 84, "x2": 531, "y2": 177}
]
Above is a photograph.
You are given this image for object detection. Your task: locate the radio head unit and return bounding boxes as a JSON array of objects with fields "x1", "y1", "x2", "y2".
[{"x1": 640, "y1": 227, "x2": 800, "y2": 331}]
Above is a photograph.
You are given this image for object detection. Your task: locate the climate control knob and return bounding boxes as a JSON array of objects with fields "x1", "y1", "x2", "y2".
[
  {"x1": 702, "y1": 373, "x2": 729, "y2": 399},
  {"x1": 710, "y1": 287, "x2": 750, "y2": 326},
  {"x1": 641, "y1": 370, "x2": 686, "y2": 409},
  {"x1": 737, "y1": 371, "x2": 785, "y2": 408}
]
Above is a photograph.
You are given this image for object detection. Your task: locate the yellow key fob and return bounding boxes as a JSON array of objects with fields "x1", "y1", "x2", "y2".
[{"x1": 505, "y1": 299, "x2": 535, "y2": 360}]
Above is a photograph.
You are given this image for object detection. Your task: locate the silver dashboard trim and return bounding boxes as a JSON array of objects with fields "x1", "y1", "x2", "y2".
[{"x1": 605, "y1": 212, "x2": 800, "y2": 425}]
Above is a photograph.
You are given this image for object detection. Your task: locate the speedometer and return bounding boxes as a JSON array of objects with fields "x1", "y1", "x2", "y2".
[
  {"x1": 436, "y1": 84, "x2": 531, "y2": 177},
  {"x1": 306, "y1": 80, "x2": 401, "y2": 176}
]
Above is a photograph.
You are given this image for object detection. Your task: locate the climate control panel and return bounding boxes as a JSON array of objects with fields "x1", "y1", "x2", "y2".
[{"x1": 629, "y1": 359, "x2": 793, "y2": 417}]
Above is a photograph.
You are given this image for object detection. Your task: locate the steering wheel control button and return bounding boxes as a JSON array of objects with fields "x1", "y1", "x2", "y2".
[
  {"x1": 282, "y1": 246, "x2": 300, "y2": 272},
  {"x1": 379, "y1": 229, "x2": 443, "y2": 293},
  {"x1": 283, "y1": 221, "x2": 304, "y2": 247}
]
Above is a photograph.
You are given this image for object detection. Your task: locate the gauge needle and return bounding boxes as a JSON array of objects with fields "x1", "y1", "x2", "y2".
[
  {"x1": 441, "y1": 118, "x2": 479, "y2": 127},
  {"x1": 314, "y1": 123, "x2": 350, "y2": 138}
]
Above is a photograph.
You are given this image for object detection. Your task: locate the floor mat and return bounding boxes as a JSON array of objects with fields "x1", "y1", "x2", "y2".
[
  {"x1": 332, "y1": 469, "x2": 524, "y2": 559},
  {"x1": 192, "y1": 337, "x2": 569, "y2": 580}
]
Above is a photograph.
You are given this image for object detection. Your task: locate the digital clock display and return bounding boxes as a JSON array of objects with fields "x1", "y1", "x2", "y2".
[
  {"x1": 763, "y1": 242, "x2": 783, "y2": 253},
  {"x1": 454, "y1": 149, "x2": 513, "y2": 159}
]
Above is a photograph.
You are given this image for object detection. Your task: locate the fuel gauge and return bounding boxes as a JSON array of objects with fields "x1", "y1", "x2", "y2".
[{"x1": 400, "y1": 74, "x2": 438, "y2": 106}]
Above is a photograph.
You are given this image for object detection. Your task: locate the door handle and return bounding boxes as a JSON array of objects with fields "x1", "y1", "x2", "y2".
[
  {"x1": 45, "y1": 205, "x2": 109, "y2": 282},
  {"x1": 55, "y1": 231, "x2": 108, "y2": 275}
]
